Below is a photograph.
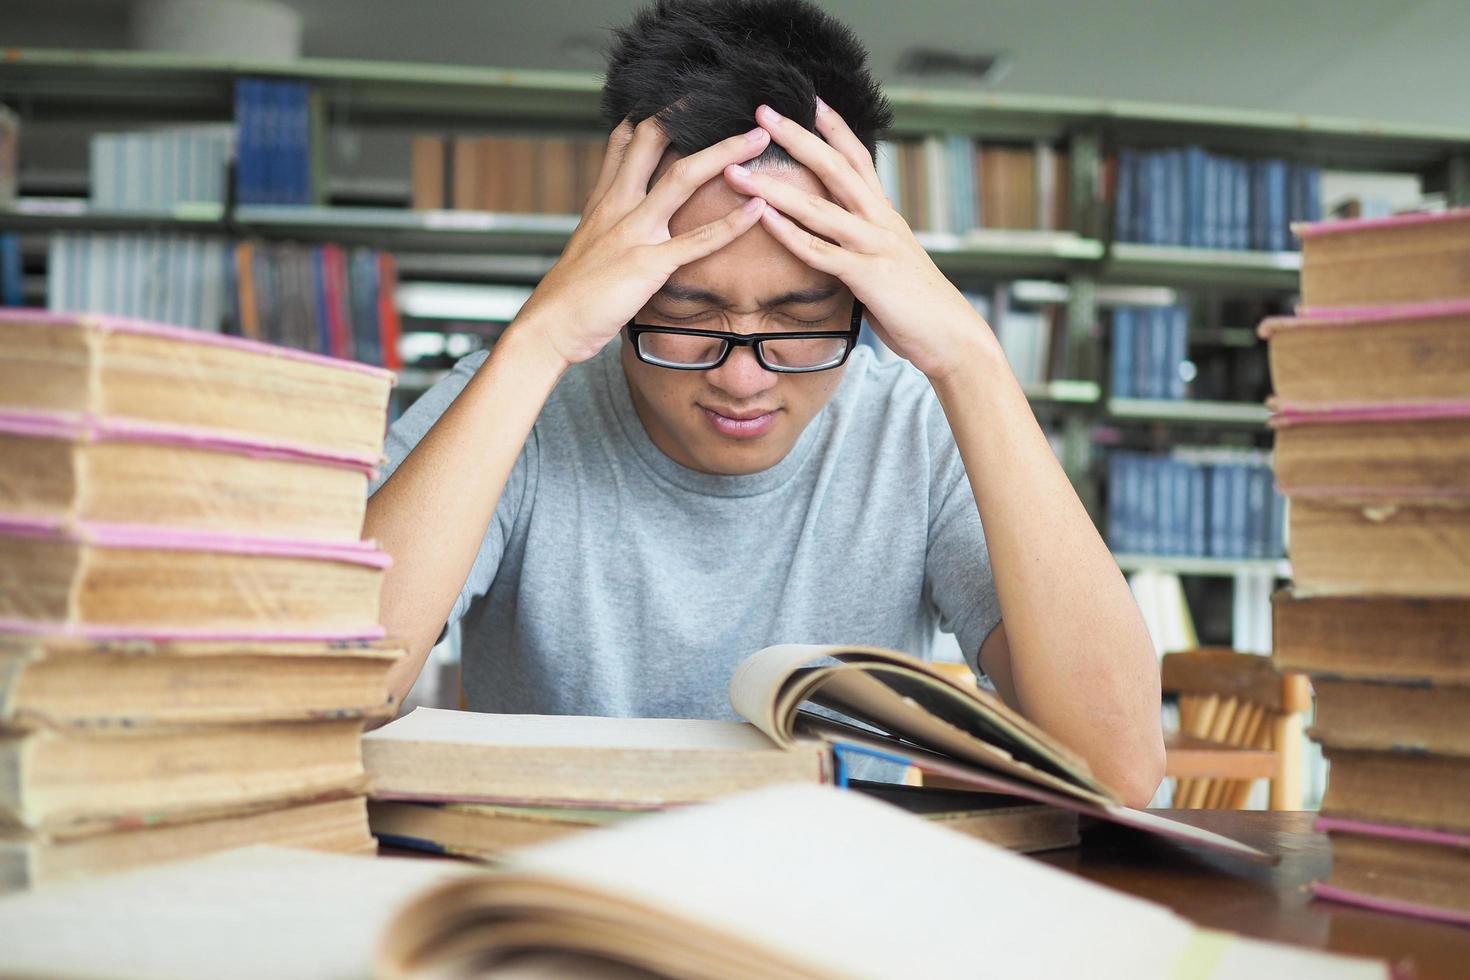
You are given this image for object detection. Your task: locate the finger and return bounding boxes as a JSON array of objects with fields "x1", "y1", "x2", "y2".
[
  {"x1": 635, "y1": 125, "x2": 772, "y2": 224},
  {"x1": 813, "y1": 96, "x2": 887, "y2": 199},
  {"x1": 755, "y1": 104, "x2": 885, "y2": 221},
  {"x1": 757, "y1": 204, "x2": 856, "y2": 277},
  {"x1": 723, "y1": 163, "x2": 885, "y2": 253},
  {"x1": 608, "y1": 116, "x2": 674, "y2": 205},
  {"x1": 584, "y1": 117, "x2": 636, "y2": 214},
  {"x1": 654, "y1": 195, "x2": 767, "y2": 268}
]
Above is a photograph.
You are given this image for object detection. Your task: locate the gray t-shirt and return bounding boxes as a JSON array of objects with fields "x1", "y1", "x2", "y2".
[{"x1": 373, "y1": 338, "x2": 1000, "y2": 721}]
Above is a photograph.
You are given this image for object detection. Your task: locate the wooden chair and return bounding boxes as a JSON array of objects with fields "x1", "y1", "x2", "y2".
[{"x1": 1161, "y1": 648, "x2": 1313, "y2": 810}]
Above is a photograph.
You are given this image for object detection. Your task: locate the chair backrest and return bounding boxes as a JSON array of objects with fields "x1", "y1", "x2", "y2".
[{"x1": 1160, "y1": 648, "x2": 1312, "y2": 809}]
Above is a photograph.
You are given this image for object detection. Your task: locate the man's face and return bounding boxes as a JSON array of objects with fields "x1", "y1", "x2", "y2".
[{"x1": 621, "y1": 162, "x2": 855, "y2": 476}]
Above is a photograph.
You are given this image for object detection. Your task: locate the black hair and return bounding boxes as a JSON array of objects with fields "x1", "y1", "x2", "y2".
[{"x1": 601, "y1": 0, "x2": 893, "y2": 167}]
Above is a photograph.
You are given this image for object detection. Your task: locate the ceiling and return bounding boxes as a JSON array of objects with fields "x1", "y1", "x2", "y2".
[{"x1": 7, "y1": 0, "x2": 1470, "y2": 130}]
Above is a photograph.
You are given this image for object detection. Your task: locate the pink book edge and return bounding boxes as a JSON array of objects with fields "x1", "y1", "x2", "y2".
[
  {"x1": 1315, "y1": 815, "x2": 1470, "y2": 849},
  {"x1": 1312, "y1": 882, "x2": 1470, "y2": 929},
  {"x1": 0, "y1": 514, "x2": 392, "y2": 569},
  {"x1": 0, "y1": 408, "x2": 381, "y2": 475},
  {"x1": 1259, "y1": 297, "x2": 1470, "y2": 336},
  {"x1": 0, "y1": 619, "x2": 387, "y2": 642},
  {"x1": 1270, "y1": 401, "x2": 1470, "y2": 426},
  {"x1": 1295, "y1": 206, "x2": 1470, "y2": 239},
  {"x1": 0, "y1": 308, "x2": 396, "y2": 382}
]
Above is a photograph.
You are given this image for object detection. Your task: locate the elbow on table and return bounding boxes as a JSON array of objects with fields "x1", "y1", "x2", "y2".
[{"x1": 1107, "y1": 733, "x2": 1167, "y2": 809}]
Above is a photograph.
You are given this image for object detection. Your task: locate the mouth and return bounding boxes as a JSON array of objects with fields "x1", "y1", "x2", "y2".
[{"x1": 701, "y1": 405, "x2": 780, "y2": 439}]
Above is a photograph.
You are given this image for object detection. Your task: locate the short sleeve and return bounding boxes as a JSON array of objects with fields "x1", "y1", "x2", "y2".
[
  {"x1": 370, "y1": 349, "x2": 533, "y2": 634},
  {"x1": 920, "y1": 395, "x2": 1001, "y2": 677}
]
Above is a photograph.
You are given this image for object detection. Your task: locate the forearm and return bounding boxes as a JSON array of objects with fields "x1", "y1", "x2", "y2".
[
  {"x1": 930, "y1": 336, "x2": 1165, "y2": 804},
  {"x1": 365, "y1": 319, "x2": 568, "y2": 701}
]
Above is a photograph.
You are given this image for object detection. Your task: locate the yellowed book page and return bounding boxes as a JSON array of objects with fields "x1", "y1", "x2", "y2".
[
  {"x1": 418, "y1": 784, "x2": 1385, "y2": 979},
  {"x1": 0, "y1": 845, "x2": 470, "y2": 980},
  {"x1": 730, "y1": 643, "x2": 1105, "y2": 796}
]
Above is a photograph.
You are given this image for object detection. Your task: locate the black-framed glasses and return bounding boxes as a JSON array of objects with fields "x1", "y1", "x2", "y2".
[{"x1": 625, "y1": 301, "x2": 864, "y2": 374}]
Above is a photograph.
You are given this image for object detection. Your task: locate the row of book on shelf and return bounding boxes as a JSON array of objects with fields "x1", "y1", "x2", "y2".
[
  {"x1": 1265, "y1": 207, "x2": 1470, "y2": 928},
  {"x1": 1106, "y1": 448, "x2": 1286, "y2": 560},
  {"x1": 0, "y1": 305, "x2": 1401, "y2": 977},
  {"x1": 1110, "y1": 304, "x2": 1190, "y2": 399},
  {"x1": 1113, "y1": 147, "x2": 1323, "y2": 250},
  {"x1": 45, "y1": 232, "x2": 402, "y2": 368}
]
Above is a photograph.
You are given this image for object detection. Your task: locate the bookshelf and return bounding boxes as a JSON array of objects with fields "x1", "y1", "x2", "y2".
[{"x1": 5, "y1": 47, "x2": 1469, "y2": 650}]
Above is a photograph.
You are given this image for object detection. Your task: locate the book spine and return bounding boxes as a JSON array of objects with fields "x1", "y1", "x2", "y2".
[
  {"x1": 1189, "y1": 462, "x2": 1206, "y2": 557},
  {"x1": 1167, "y1": 305, "x2": 1188, "y2": 399},
  {"x1": 1233, "y1": 160, "x2": 1250, "y2": 250},
  {"x1": 1149, "y1": 305, "x2": 1169, "y2": 400},
  {"x1": 1114, "y1": 149, "x2": 1134, "y2": 242},
  {"x1": 1267, "y1": 159, "x2": 1289, "y2": 252},
  {"x1": 1111, "y1": 307, "x2": 1133, "y2": 398},
  {"x1": 1184, "y1": 146, "x2": 1205, "y2": 248},
  {"x1": 1157, "y1": 457, "x2": 1177, "y2": 555},
  {"x1": 1140, "y1": 455, "x2": 1158, "y2": 554},
  {"x1": 1167, "y1": 148, "x2": 1185, "y2": 246},
  {"x1": 1246, "y1": 461, "x2": 1269, "y2": 559},
  {"x1": 1107, "y1": 452, "x2": 1125, "y2": 551},
  {"x1": 1208, "y1": 461, "x2": 1228, "y2": 557},
  {"x1": 1133, "y1": 306, "x2": 1152, "y2": 400}
]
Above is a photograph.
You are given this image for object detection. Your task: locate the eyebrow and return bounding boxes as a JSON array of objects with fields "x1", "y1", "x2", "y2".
[{"x1": 655, "y1": 282, "x2": 843, "y2": 309}]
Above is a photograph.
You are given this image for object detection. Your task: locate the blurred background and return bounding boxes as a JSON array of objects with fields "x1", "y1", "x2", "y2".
[{"x1": 4, "y1": 0, "x2": 1468, "y2": 809}]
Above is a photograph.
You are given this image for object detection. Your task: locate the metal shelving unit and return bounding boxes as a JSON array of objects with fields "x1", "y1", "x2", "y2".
[{"x1": 6, "y1": 48, "x2": 1470, "y2": 639}]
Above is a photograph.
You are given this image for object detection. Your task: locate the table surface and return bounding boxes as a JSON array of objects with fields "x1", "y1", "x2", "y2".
[{"x1": 1037, "y1": 810, "x2": 1470, "y2": 980}]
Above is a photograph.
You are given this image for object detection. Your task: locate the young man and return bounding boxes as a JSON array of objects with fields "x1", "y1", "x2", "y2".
[{"x1": 366, "y1": 0, "x2": 1164, "y2": 805}]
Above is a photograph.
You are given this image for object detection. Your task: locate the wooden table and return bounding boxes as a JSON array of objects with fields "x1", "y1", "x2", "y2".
[{"x1": 1037, "y1": 810, "x2": 1470, "y2": 980}]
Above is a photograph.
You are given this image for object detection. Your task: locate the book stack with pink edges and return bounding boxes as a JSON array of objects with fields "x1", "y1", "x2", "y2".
[
  {"x1": 1260, "y1": 208, "x2": 1470, "y2": 926},
  {"x1": 0, "y1": 308, "x2": 405, "y2": 890}
]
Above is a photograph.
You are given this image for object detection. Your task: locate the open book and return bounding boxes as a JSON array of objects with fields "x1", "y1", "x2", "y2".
[
  {"x1": 367, "y1": 643, "x2": 1267, "y2": 862},
  {"x1": 726, "y1": 643, "x2": 1268, "y2": 862},
  {"x1": 0, "y1": 791, "x2": 1386, "y2": 980},
  {"x1": 377, "y1": 785, "x2": 1378, "y2": 980}
]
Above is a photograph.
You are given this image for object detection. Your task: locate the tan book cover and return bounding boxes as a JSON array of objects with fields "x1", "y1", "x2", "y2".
[
  {"x1": 0, "y1": 635, "x2": 399, "y2": 729},
  {"x1": 0, "y1": 310, "x2": 393, "y2": 463},
  {"x1": 0, "y1": 718, "x2": 368, "y2": 835},
  {"x1": 0, "y1": 521, "x2": 388, "y2": 639},
  {"x1": 0, "y1": 795, "x2": 374, "y2": 891},
  {"x1": 1271, "y1": 411, "x2": 1470, "y2": 497},
  {"x1": 1298, "y1": 210, "x2": 1470, "y2": 309},
  {"x1": 0, "y1": 419, "x2": 373, "y2": 542}
]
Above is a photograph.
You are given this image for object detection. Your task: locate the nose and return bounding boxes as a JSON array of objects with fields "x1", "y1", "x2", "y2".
[{"x1": 705, "y1": 343, "x2": 779, "y2": 401}]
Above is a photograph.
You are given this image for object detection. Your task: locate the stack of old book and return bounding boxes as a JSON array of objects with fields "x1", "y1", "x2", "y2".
[
  {"x1": 0, "y1": 308, "x2": 402, "y2": 890},
  {"x1": 1261, "y1": 208, "x2": 1470, "y2": 926}
]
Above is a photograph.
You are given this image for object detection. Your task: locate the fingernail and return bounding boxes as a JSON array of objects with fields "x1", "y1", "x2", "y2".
[
  {"x1": 815, "y1": 96, "x2": 830, "y2": 114},
  {"x1": 757, "y1": 104, "x2": 781, "y2": 125},
  {"x1": 729, "y1": 163, "x2": 751, "y2": 178},
  {"x1": 745, "y1": 126, "x2": 767, "y2": 143},
  {"x1": 743, "y1": 196, "x2": 765, "y2": 215}
]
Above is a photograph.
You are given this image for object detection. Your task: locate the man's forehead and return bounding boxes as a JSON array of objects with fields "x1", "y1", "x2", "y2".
[{"x1": 655, "y1": 279, "x2": 843, "y2": 308}]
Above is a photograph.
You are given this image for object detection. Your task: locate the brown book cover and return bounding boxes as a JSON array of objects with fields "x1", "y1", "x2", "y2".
[
  {"x1": 449, "y1": 136, "x2": 481, "y2": 211},
  {"x1": 1311, "y1": 677, "x2": 1470, "y2": 756},
  {"x1": 1273, "y1": 590, "x2": 1470, "y2": 683},
  {"x1": 1317, "y1": 818, "x2": 1470, "y2": 927},
  {"x1": 1322, "y1": 748, "x2": 1470, "y2": 835},
  {"x1": 1271, "y1": 409, "x2": 1470, "y2": 497},
  {"x1": 538, "y1": 137, "x2": 580, "y2": 215},
  {"x1": 573, "y1": 136, "x2": 604, "y2": 213},
  {"x1": 409, "y1": 136, "x2": 445, "y2": 210},
  {"x1": 1259, "y1": 300, "x2": 1470, "y2": 405},
  {"x1": 1287, "y1": 497, "x2": 1470, "y2": 597},
  {"x1": 980, "y1": 145, "x2": 1038, "y2": 230},
  {"x1": 1298, "y1": 209, "x2": 1470, "y2": 309}
]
